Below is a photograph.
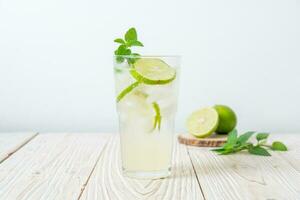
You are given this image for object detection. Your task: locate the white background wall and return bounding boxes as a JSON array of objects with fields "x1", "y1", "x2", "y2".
[{"x1": 0, "y1": 0, "x2": 299, "y2": 133}]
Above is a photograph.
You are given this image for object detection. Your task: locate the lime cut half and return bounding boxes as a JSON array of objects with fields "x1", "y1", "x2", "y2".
[
  {"x1": 186, "y1": 107, "x2": 219, "y2": 138},
  {"x1": 130, "y1": 58, "x2": 176, "y2": 85}
]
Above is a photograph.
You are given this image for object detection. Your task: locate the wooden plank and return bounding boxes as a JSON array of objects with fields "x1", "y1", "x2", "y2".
[
  {"x1": 271, "y1": 134, "x2": 300, "y2": 172},
  {"x1": 0, "y1": 133, "x2": 110, "y2": 200},
  {"x1": 0, "y1": 132, "x2": 38, "y2": 163},
  {"x1": 80, "y1": 135, "x2": 204, "y2": 200},
  {"x1": 188, "y1": 134, "x2": 300, "y2": 200}
]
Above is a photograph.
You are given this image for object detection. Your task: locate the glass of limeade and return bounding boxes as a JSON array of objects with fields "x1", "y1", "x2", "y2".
[{"x1": 114, "y1": 55, "x2": 180, "y2": 179}]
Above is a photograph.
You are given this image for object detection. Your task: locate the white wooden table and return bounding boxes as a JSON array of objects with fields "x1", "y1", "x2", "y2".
[{"x1": 0, "y1": 133, "x2": 299, "y2": 200}]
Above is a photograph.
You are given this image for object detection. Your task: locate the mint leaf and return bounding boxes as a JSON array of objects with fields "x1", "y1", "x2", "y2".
[
  {"x1": 222, "y1": 129, "x2": 238, "y2": 149},
  {"x1": 211, "y1": 148, "x2": 225, "y2": 152},
  {"x1": 228, "y1": 129, "x2": 238, "y2": 142},
  {"x1": 127, "y1": 53, "x2": 141, "y2": 64},
  {"x1": 114, "y1": 68, "x2": 122, "y2": 73},
  {"x1": 271, "y1": 141, "x2": 288, "y2": 151},
  {"x1": 114, "y1": 27, "x2": 143, "y2": 64},
  {"x1": 237, "y1": 131, "x2": 255, "y2": 144},
  {"x1": 131, "y1": 53, "x2": 140, "y2": 57},
  {"x1": 212, "y1": 147, "x2": 234, "y2": 155},
  {"x1": 256, "y1": 133, "x2": 269, "y2": 141},
  {"x1": 114, "y1": 38, "x2": 125, "y2": 44},
  {"x1": 127, "y1": 59, "x2": 135, "y2": 64},
  {"x1": 127, "y1": 40, "x2": 144, "y2": 47},
  {"x1": 115, "y1": 45, "x2": 131, "y2": 63},
  {"x1": 248, "y1": 146, "x2": 271, "y2": 156},
  {"x1": 115, "y1": 56, "x2": 124, "y2": 63},
  {"x1": 125, "y1": 27, "x2": 137, "y2": 42},
  {"x1": 219, "y1": 150, "x2": 235, "y2": 155},
  {"x1": 115, "y1": 45, "x2": 131, "y2": 55}
]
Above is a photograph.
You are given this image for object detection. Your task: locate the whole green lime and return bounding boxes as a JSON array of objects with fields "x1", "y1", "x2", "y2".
[{"x1": 214, "y1": 105, "x2": 237, "y2": 134}]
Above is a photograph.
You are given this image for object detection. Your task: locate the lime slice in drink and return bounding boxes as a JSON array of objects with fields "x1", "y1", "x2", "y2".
[
  {"x1": 130, "y1": 58, "x2": 176, "y2": 85},
  {"x1": 116, "y1": 81, "x2": 140, "y2": 102},
  {"x1": 214, "y1": 105, "x2": 237, "y2": 134},
  {"x1": 118, "y1": 89, "x2": 160, "y2": 132},
  {"x1": 152, "y1": 102, "x2": 161, "y2": 131},
  {"x1": 118, "y1": 89, "x2": 153, "y2": 116},
  {"x1": 186, "y1": 107, "x2": 219, "y2": 138}
]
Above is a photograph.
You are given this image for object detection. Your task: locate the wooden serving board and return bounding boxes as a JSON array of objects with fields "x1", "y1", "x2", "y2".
[{"x1": 178, "y1": 133, "x2": 227, "y2": 147}]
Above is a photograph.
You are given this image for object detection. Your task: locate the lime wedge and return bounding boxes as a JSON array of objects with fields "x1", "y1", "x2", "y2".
[
  {"x1": 130, "y1": 58, "x2": 176, "y2": 85},
  {"x1": 186, "y1": 107, "x2": 219, "y2": 138}
]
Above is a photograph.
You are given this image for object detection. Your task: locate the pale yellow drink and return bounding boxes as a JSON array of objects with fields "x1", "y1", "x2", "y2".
[
  {"x1": 120, "y1": 127, "x2": 173, "y2": 171},
  {"x1": 114, "y1": 56, "x2": 180, "y2": 179}
]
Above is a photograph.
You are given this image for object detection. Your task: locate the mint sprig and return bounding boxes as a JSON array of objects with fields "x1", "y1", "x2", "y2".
[
  {"x1": 114, "y1": 27, "x2": 143, "y2": 64},
  {"x1": 114, "y1": 28, "x2": 162, "y2": 132},
  {"x1": 212, "y1": 129, "x2": 288, "y2": 156}
]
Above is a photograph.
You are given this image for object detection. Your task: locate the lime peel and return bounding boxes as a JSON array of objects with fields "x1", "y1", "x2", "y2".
[
  {"x1": 130, "y1": 58, "x2": 176, "y2": 85},
  {"x1": 152, "y1": 102, "x2": 161, "y2": 131},
  {"x1": 130, "y1": 69, "x2": 176, "y2": 85},
  {"x1": 116, "y1": 81, "x2": 140, "y2": 102}
]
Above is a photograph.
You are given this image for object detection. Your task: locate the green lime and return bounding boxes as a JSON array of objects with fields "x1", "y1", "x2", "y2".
[
  {"x1": 214, "y1": 105, "x2": 237, "y2": 134},
  {"x1": 130, "y1": 58, "x2": 176, "y2": 85},
  {"x1": 186, "y1": 107, "x2": 219, "y2": 138}
]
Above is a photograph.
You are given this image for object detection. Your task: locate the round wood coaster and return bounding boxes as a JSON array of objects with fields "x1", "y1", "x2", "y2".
[{"x1": 178, "y1": 133, "x2": 227, "y2": 147}]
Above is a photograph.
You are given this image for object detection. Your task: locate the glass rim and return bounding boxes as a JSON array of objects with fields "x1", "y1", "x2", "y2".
[{"x1": 113, "y1": 55, "x2": 181, "y2": 59}]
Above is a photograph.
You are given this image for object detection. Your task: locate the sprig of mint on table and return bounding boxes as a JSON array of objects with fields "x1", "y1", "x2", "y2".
[
  {"x1": 212, "y1": 129, "x2": 288, "y2": 156},
  {"x1": 114, "y1": 27, "x2": 143, "y2": 64}
]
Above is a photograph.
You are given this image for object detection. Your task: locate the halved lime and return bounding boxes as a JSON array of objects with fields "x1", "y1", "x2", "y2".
[
  {"x1": 130, "y1": 58, "x2": 176, "y2": 85},
  {"x1": 186, "y1": 107, "x2": 219, "y2": 138}
]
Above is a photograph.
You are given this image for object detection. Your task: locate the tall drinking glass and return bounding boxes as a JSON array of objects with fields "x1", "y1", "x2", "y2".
[{"x1": 114, "y1": 55, "x2": 180, "y2": 179}]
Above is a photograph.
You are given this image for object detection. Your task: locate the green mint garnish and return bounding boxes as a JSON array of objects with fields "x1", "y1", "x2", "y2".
[
  {"x1": 236, "y1": 131, "x2": 255, "y2": 144},
  {"x1": 248, "y1": 145, "x2": 271, "y2": 156},
  {"x1": 125, "y1": 28, "x2": 137, "y2": 41},
  {"x1": 212, "y1": 129, "x2": 288, "y2": 156},
  {"x1": 114, "y1": 38, "x2": 125, "y2": 44},
  {"x1": 256, "y1": 133, "x2": 269, "y2": 141},
  {"x1": 271, "y1": 141, "x2": 288, "y2": 151},
  {"x1": 114, "y1": 27, "x2": 143, "y2": 64}
]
